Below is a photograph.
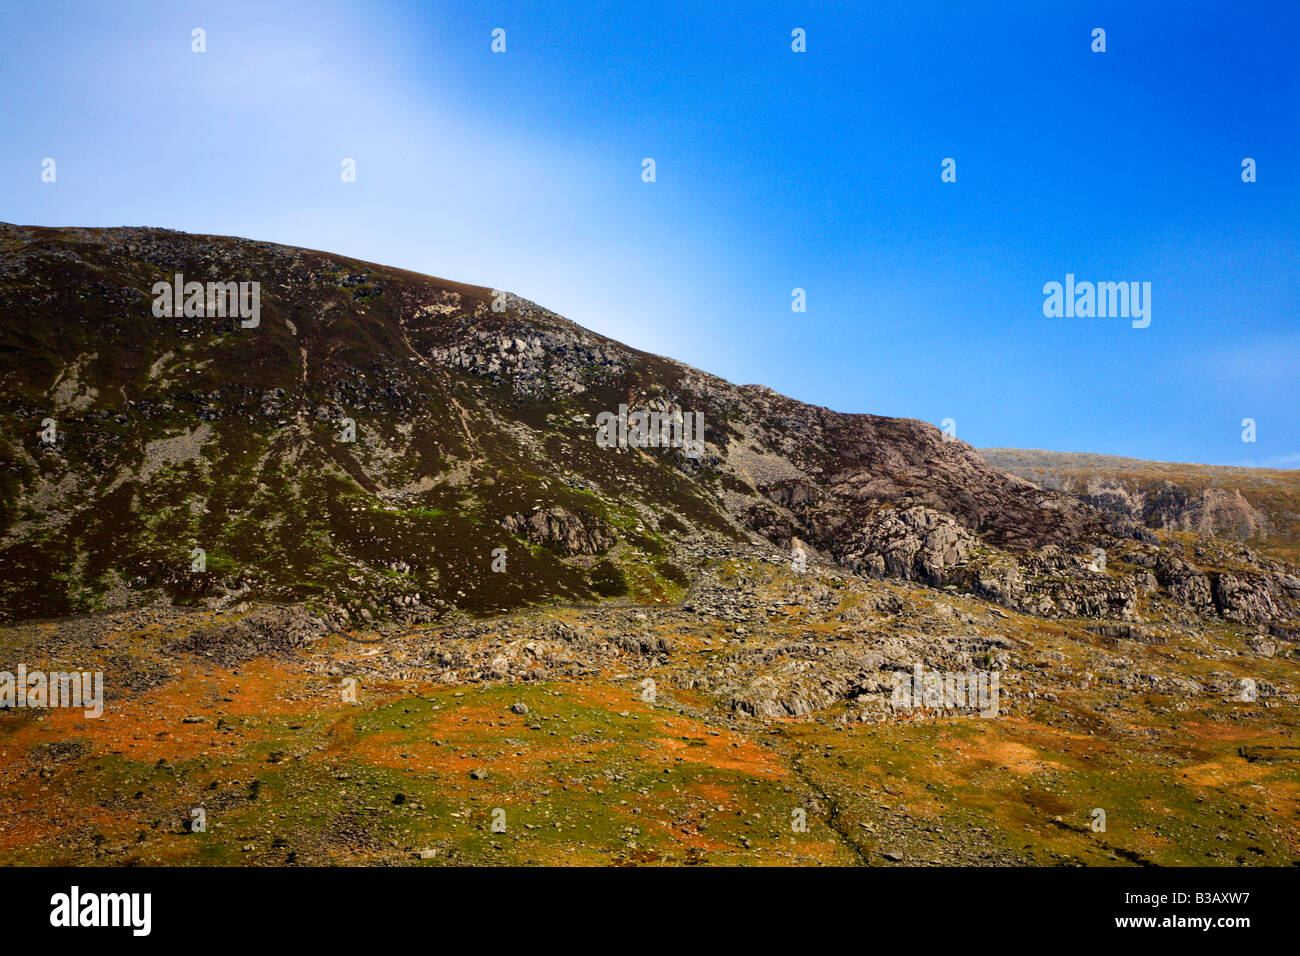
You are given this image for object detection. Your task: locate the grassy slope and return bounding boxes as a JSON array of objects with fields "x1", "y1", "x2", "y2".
[
  {"x1": 2, "y1": 558, "x2": 1295, "y2": 867},
  {"x1": 0, "y1": 225, "x2": 739, "y2": 622}
]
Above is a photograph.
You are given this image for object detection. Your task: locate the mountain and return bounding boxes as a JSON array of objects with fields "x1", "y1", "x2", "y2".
[
  {"x1": 1, "y1": 223, "x2": 1297, "y2": 867},
  {"x1": 8, "y1": 221, "x2": 1290, "y2": 628},
  {"x1": 980, "y1": 448, "x2": 1300, "y2": 565},
  {"x1": 0, "y1": 223, "x2": 1105, "y2": 618}
]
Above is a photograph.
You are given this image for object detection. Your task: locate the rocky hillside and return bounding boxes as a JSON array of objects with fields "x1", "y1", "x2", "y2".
[
  {"x1": 1, "y1": 223, "x2": 1298, "y2": 644},
  {"x1": 980, "y1": 448, "x2": 1300, "y2": 565},
  {"x1": 2, "y1": 224, "x2": 1299, "y2": 869}
]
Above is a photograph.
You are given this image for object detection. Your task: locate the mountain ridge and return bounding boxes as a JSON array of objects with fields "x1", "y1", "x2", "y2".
[
  {"x1": 1, "y1": 222, "x2": 1296, "y2": 639},
  {"x1": 980, "y1": 447, "x2": 1300, "y2": 565}
]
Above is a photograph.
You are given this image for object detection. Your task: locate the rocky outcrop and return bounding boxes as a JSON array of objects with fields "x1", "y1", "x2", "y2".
[
  {"x1": 837, "y1": 505, "x2": 974, "y2": 586},
  {"x1": 1155, "y1": 556, "x2": 1216, "y2": 613},
  {"x1": 500, "y1": 506, "x2": 614, "y2": 556},
  {"x1": 1212, "y1": 572, "x2": 1279, "y2": 623},
  {"x1": 166, "y1": 605, "x2": 330, "y2": 665},
  {"x1": 426, "y1": 302, "x2": 627, "y2": 398},
  {"x1": 963, "y1": 547, "x2": 1139, "y2": 621},
  {"x1": 978, "y1": 448, "x2": 1287, "y2": 546}
]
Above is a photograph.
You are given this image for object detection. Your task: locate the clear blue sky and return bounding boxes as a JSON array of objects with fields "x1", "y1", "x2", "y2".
[{"x1": 2, "y1": 0, "x2": 1297, "y2": 466}]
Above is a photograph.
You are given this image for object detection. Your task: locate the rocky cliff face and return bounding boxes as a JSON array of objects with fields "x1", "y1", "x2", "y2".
[
  {"x1": 1, "y1": 223, "x2": 1297, "y2": 646},
  {"x1": 980, "y1": 448, "x2": 1300, "y2": 556}
]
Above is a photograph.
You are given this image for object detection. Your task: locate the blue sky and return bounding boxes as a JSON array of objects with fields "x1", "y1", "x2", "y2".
[{"x1": 2, "y1": 0, "x2": 1297, "y2": 466}]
